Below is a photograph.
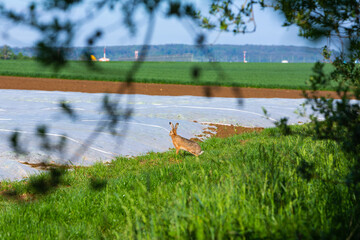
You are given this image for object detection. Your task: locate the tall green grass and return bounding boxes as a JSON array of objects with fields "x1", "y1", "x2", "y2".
[
  {"x1": 0, "y1": 125, "x2": 354, "y2": 239},
  {"x1": 0, "y1": 60, "x2": 334, "y2": 90}
]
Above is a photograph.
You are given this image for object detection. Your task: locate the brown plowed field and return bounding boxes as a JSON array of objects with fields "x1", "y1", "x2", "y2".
[{"x1": 0, "y1": 76, "x2": 340, "y2": 99}]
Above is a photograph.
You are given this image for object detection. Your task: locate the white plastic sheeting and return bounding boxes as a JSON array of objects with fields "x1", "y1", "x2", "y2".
[{"x1": 1, "y1": 89, "x2": 316, "y2": 181}]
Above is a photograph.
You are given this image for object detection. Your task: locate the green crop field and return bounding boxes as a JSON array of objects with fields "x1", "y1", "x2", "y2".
[
  {"x1": 0, "y1": 60, "x2": 334, "y2": 90},
  {"x1": 0, "y1": 125, "x2": 355, "y2": 239}
]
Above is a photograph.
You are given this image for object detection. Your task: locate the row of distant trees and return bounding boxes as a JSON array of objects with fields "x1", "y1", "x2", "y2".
[
  {"x1": 0, "y1": 44, "x2": 327, "y2": 62},
  {"x1": 0, "y1": 45, "x2": 31, "y2": 60}
]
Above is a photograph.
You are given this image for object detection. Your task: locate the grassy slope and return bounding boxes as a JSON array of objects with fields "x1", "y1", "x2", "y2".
[
  {"x1": 0, "y1": 60, "x2": 334, "y2": 90},
  {"x1": 0, "y1": 126, "x2": 353, "y2": 239}
]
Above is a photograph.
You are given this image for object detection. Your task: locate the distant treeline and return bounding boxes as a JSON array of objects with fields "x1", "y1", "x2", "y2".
[
  {"x1": 5, "y1": 44, "x2": 334, "y2": 63},
  {"x1": 0, "y1": 45, "x2": 32, "y2": 60}
]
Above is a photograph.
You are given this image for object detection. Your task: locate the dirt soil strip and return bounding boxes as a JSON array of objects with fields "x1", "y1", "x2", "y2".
[
  {"x1": 0, "y1": 76, "x2": 340, "y2": 99},
  {"x1": 191, "y1": 123, "x2": 264, "y2": 141}
]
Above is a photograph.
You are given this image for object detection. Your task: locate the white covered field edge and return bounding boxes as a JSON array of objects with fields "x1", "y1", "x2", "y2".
[{"x1": 0, "y1": 89, "x2": 323, "y2": 181}]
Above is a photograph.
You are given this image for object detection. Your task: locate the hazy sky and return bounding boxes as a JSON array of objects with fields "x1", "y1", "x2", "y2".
[{"x1": 0, "y1": 0, "x2": 325, "y2": 47}]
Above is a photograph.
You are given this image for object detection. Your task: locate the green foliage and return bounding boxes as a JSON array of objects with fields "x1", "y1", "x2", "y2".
[
  {"x1": 304, "y1": 61, "x2": 360, "y2": 188},
  {"x1": 0, "y1": 45, "x2": 31, "y2": 60},
  {"x1": 200, "y1": 4, "x2": 360, "y2": 238},
  {"x1": 274, "y1": 117, "x2": 291, "y2": 135},
  {"x1": 27, "y1": 167, "x2": 66, "y2": 195},
  {"x1": 270, "y1": 2, "x2": 360, "y2": 238},
  {"x1": 0, "y1": 60, "x2": 335, "y2": 90},
  {"x1": 0, "y1": 45, "x2": 16, "y2": 60},
  {"x1": 273, "y1": 0, "x2": 360, "y2": 41},
  {"x1": 331, "y1": 57, "x2": 360, "y2": 86},
  {"x1": 200, "y1": 0, "x2": 265, "y2": 33},
  {"x1": 166, "y1": 1, "x2": 197, "y2": 19},
  {"x1": 0, "y1": 126, "x2": 357, "y2": 239},
  {"x1": 271, "y1": 0, "x2": 360, "y2": 202}
]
